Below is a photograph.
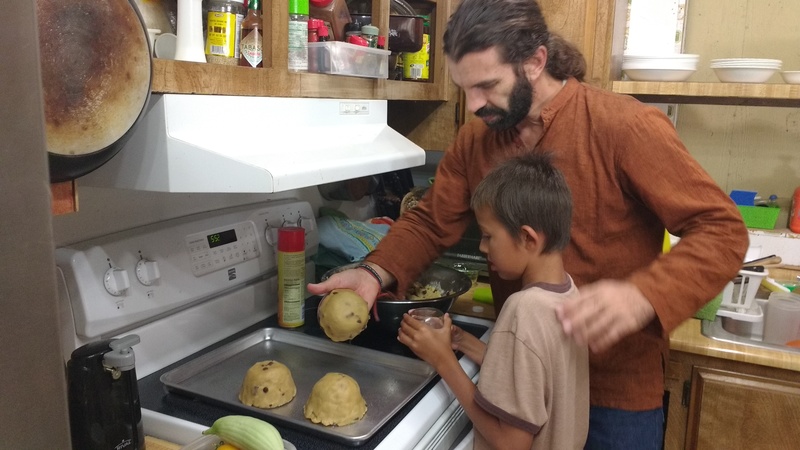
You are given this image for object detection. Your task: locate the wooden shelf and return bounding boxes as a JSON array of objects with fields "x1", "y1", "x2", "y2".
[
  {"x1": 612, "y1": 81, "x2": 800, "y2": 107},
  {"x1": 151, "y1": 59, "x2": 448, "y2": 100},
  {"x1": 149, "y1": 0, "x2": 452, "y2": 101}
]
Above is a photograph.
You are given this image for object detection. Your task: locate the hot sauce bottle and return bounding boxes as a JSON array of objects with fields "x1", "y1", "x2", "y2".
[{"x1": 239, "y1": 0, "x2": 263, "y2": 67}]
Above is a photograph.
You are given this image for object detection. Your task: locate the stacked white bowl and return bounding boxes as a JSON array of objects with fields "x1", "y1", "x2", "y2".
[
  {"x1": 710, "y1": 58, "x2": 782, "y2": 83},
  {"x1": 622, "y1": 54, "x2": 699, "y2": 82}
]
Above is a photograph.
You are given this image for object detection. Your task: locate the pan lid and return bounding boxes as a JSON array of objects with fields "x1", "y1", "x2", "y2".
[{"x1": 37, "y1": 0, "x2": 151, "y2": 158}]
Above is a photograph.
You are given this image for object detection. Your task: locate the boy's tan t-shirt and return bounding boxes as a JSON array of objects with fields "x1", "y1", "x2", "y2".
[{"x1": 473, "y1": 278, "x2": 589, "y2": 450}]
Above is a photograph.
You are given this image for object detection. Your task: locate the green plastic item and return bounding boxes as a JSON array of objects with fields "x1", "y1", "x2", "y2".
[
  {"x1": 693, "y1": 293, "x2": 722, "y2": 321},
  {"x1": 289, "y1": 0, "x2": 309, "y2": 15},
  {"x1": 736, "y1": 205, "x2": 781, "y2": 229},
  {"x1": 473, "y1": 287, "x2": 493, "y2": 304}
]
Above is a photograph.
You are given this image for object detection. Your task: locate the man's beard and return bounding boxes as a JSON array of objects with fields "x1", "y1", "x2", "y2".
[{"x1": 475, "y1": 73, "x2": 533, "y2": 130}]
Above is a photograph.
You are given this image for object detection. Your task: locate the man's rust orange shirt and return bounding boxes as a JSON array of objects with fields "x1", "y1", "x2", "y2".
[{"x1": 368, "y1": 78, "x2": 749, "y2": 410}]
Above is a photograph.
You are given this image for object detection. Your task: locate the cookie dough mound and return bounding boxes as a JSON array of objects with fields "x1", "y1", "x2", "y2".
[
  {"x1": 318, "y1": 289, "x2": 369, "y2": 342},
  {"x1": 238, "y1": 360, "x2": 297, "y2": 409},
  {"x1": 304, "y1": 372, "x2": 367, "y2": 426}
]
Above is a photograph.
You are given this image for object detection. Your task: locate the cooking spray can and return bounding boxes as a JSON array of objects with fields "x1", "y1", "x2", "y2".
[{"x1": 278, "y1": 227, "x2": 306, "y2": 327}]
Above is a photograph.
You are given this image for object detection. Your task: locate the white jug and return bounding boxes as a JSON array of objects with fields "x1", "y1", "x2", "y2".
[{"x1": 175, "y1": 0, "x2": 206, "y2": 62}]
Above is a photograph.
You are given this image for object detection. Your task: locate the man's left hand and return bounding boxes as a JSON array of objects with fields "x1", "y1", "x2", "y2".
[{"x1": 555, "y1": 280, "x2": 656, "y2": 353}]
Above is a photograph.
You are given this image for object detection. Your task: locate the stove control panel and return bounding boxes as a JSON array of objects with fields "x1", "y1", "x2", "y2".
[
  {"x1": 56, "y1": 199, "x2": 318, "y2": 339},
  {"x1": 186, "y1": 221, "x2": 260, "y2": 277}
]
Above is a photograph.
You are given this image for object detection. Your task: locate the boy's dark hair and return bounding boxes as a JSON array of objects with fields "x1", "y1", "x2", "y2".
[
  {"x1": 471, "y1": 153, "x2": 572, "y2": 253},
  {"x1": 443, "y1": 0, "x2": 586, "y2": 82}
]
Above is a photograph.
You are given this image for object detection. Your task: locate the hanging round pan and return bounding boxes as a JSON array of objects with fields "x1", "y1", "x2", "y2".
[{"x1": 36, "y1": 0, "x2": 153, "y2": 183}]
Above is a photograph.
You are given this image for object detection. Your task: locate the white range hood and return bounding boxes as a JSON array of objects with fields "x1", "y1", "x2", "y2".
[{"x1": 80, "y1": 94, "x2": 425, "y2": 193}]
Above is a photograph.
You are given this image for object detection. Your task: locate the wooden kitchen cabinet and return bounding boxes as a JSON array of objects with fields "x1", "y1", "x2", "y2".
[
  {"x1": 152, "y1": 0, "x2": 452, "y2": 101},
  {"x1": 389, "y1": 0, "x2": 624, "y2": 151},
  {"x1": 664, "y1": 350, "x2": 800, "y2": 450}
]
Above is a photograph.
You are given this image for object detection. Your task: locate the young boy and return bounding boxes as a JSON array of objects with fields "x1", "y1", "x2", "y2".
[{"x1": 398, "y1": 153, "x2": 589, "y2": 450}]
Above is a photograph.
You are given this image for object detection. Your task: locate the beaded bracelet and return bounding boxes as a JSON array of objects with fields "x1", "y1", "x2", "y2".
[{"x1": 356, "y1": 263, "x2": 383, "y2": 290}]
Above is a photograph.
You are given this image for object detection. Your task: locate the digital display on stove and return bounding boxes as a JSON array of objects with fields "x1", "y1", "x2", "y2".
[{"x1": 207, "y1": 229, "x2": 237, "y2": 248}]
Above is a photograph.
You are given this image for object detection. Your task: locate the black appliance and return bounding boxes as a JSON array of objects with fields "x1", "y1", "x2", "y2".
[{"x1": 67, "y1": 335, "x2": 144, "y2": 450}]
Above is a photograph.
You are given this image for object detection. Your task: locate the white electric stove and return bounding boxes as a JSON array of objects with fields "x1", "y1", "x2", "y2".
[{"x1": 55, "y1": 199, "x2": 492, "y2": 449}]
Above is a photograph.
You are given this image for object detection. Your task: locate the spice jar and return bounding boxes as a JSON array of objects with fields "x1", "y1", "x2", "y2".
[
  {"x1": 308, "y1": 18, "x2": 324, "y2": 42},
  {"x1": 288, "y1": 0, "x2": 309, "y2": 71},
  {"x1": 361, "y1": 25, "x2": 379, "y2": 48},
  {"x1": 308, "y1": 0, "x2": 352, "y2": 42},
  {"x1": 206, "y1": 0, "x2": 245, "y2": 65}
]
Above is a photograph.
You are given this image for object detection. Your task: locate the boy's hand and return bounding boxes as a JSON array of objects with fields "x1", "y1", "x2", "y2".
[
  {"x1": 450, "y1": 324, "x2": 465, "y2": 352},
  {"x1": 398, "y1": 313, "x2": 456, "y2": 370}
]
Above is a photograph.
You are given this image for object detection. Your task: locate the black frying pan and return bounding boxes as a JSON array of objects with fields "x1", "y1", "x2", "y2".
[{"x1": 36, "y1": 0, "x2": 152, "y2": 182}]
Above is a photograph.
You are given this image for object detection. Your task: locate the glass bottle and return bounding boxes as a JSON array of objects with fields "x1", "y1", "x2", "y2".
[
  {"x1": 239, "y1": 0, "x2": 263, "y2": 67},
  {"x1": 206, "y1": 0, "x2": 245, "y2": 65},
  {"x1": 403, "y1": 15, "x2": 430, "y2": 81},
  {"x1": 308, "y1": 0, "x2": 352, "y2": 42},
  {"x1": 288, "y1": 0, "x2": 309, "y2": 71}
]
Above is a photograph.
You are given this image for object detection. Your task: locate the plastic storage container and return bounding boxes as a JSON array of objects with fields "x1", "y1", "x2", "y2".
[
  {"x1": 763, "y1": 292, "x2": 800, "y2": 345},
  {"x1": 307, "y1": 41, "x2": 390, "y2": 78},
  {"x1": 737, "y1": 205, "x2": 781, "y2": 229}
]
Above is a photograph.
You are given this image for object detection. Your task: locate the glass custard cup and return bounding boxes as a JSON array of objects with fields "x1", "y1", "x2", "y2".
[{"x1": 409, "y1": 307, "x2": 444, "y2": 329}]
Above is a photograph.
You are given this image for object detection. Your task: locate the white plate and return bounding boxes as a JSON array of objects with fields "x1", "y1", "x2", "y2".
[
  {"x1": 623, "y1": 68, "x2": 695, "y2": 82},
  {"x1": 624, "y1": 54, "x2": 699, "y2": 60},
  {"x1": 711, "y1": 58, "x2": 782, "y2": 64},
  {"x1": 710, "y1": 62, "x2": 782, "y2": 68},
  {"x1": 622, "y1": 61, "x2": 698, "y2": 70}
]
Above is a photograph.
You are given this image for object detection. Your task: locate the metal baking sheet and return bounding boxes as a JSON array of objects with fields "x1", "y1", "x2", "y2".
[{"x1": 160, "y1": 328, "x2": 437, "y2": 446}]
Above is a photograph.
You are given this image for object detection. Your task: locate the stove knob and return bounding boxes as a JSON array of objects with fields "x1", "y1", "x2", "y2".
[
  {"x1": 135, "y1": 259, "x2": 161, "y2": 286},
  {"x1": 104, "y1": 267, "x2": 130, "y2": 296}
]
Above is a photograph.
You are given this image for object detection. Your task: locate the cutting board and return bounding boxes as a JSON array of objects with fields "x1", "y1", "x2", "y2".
[
  {"x1": 450, "y1": 283, "x2": 495, "y2": 320},
  {"x1": 145, "y1": 435, "x2": 181, "y2": 450}
]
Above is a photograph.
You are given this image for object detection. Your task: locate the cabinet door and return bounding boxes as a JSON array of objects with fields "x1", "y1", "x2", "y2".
[
  {"x1": 538, "y1": 0, "x2": 624, "y2": 88},
  {"x1": 686, "y1": 367, "x2": 800, "y2": 450}
]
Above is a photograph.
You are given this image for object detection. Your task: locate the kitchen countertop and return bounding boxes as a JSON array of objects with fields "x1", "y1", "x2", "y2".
[
  {"x1": 669, "y1": 318, "x2": 800, "y2": 372},
  {"x1": 451, "y1": 283, "x2": 800, "y2": 373},
  {"x1": 449, "y1": 283, "x2": 495, "y2": 320}
]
